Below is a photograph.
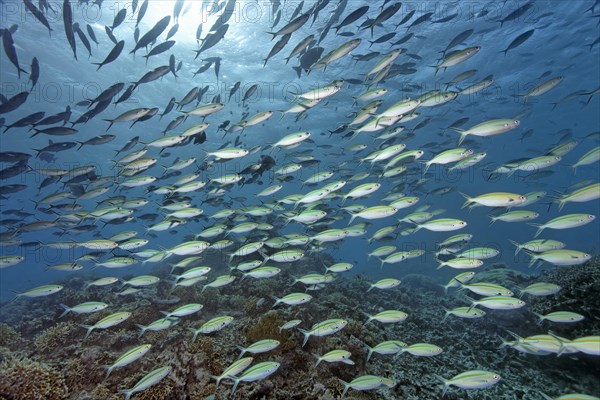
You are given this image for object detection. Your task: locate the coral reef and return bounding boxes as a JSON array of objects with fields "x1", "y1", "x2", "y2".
[
  {"x1": 0, "y1": 357, "x2": 68, "y2": 400},
  {"x1": 34, "y1": 321, "x2": 80, "y2": 353},
  {"x1": 0, "y1": 255, "x2": 597, "y2": 399},
  {"x1": 0, "y1": 323, "x2": 21, "y2": 348},
  {"x1": 244, "y1": 310, "x2": 295, "y2": 353}
]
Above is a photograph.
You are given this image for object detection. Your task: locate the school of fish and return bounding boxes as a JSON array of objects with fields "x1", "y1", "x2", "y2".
[{"x1": 0, "y1": 0, "x2": 599, "y2": 398}]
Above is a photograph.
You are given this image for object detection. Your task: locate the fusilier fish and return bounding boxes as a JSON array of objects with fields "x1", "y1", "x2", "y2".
[
  {"x1": 81, "y1": 311, "x2": 131, "y2": 338},
  {"x1": 340, "y1": 375, "x2": 392, "y2": 398},
  {"x1": 210, "y1": 357, "x2": 254, "y2": 387},
  {"x1": 237, "y1": 339, "x2": 280, "y2": 358},
  {"x1": 119, "y1": 366, "x2": 171, "y2": 400},
  {"x1": 228, "y1": 361, "x2": 281, "y2": 395},
  {"x1": 315, "y1": 349, "x2": 354, "y2": 366},
  {"x1": 439, "y1": 370, "x2": 501, "y2": 396},
  {"x1": 188, "y1": 316, "x2": 234, "y2": 341},
  {"x1": 103, "y1": 344, "x2": 152, "y2": 378},
  {"x1": 59, "y1": 301, "x2": 108, "y2": 318},
  {"x1": 299, "y1": 319, "x2": 348, "y2": 347}
]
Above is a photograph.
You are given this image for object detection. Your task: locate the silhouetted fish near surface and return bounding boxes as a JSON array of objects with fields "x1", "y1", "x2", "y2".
[
  {"x1": 34, "y1": 141, "x2": 77, "y2": 157},
  {"x1": 94, "y1": 40, "x2": 125, "y2": 70},
  {"x1": 194, "y1": 24, "x2": 229, "y2": 57},
  {"x1": 23, "y1": 0, "x2": 52, "y2": 35},
  {"x1": 293, "y1": 47, "x2": 324, "y2": 77},
  {"x1": 334, "y1": 6, "x2": 369, "y2": 33},
  {"x1": 2, "y1": 28, "x2": 27, "y2": 78},
  {"x1": 143, "y1": 40, "x2": 176, "y2": 65},
  {"x1": 130, "y1": 16, "x2": 171, "y2": 55},
  {"x1": 29, "y1": 57, "x2": 40, "y2": 89},
  {"x1": 0, "y1": 92, "x2": 29, "y2": 114},
  {"x1": 3, "y1": 112, "x2": 45, "y2": 133},
  {"x1": 112, "y1": 8, "x2": 127, "y2": 30},
  {"x1": 63, "y1": 0, "x2": 77, "y2": 60},
  {"x1": 501, "y1": 30, "x2": 535, "y2": 56}
]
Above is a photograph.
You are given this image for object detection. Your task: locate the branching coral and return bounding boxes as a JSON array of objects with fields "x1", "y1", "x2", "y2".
[
  {"x1": 34, "y1": 321, "x2": 79, "y2": 353},
  {"x1": 0, "y1": 323, "x2": 21, "y2": 349},
  {"x1": 0, "y1": 357, "x2": 68, "y2": 400}
]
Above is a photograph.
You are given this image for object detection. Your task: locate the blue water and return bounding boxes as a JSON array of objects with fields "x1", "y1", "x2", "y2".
[{"x1": 0, "y1": 0, "x2": 599, "y2": 300}]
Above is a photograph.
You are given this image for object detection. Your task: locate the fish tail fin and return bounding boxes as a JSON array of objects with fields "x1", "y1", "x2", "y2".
[
  {"x1": 58, "y1": 304, "x2": 71, "y2": 318},
  {"x1": 508, "y1": 240, "x2": 522, "y2": 256},
  {"x1": 313, "y1": 353, "x2": 322, "y2": 367},
  {"x1": 228, "y1": 375, "x2": 242, "y2": 395},
  {"x1": 118, "y1": 390, "x2": 133, "y2": 400},
  {"x1": 463, "y1": 295, "x2": 476, "y2": 311},
  {"x1": 292, "y1": 66, "x2": 302, "y2": 78},
  {"x1": 441, "y1": 308, "x2": 451, "y2": 322},
  {"x1": 101, "y1": 365, "x2": 113, "y2": 380},
  {"x1": 435, "y1": 258, "x2": 446, "y2": 270},
  {"x1": 134, "y1": 324, "x2": 147, "y2": 338},
  {"x1": 527, "y1": 223, "x2": 543, "y2": 238},
  {"x1": 102, "y1": 119, "x2": 114, "y2": 131},
  {"x1": 80, "y1": 324, "x2": 94, "y2": 339},
  {"x1": 421, "y1": 160, "x2": 432, "y2": 175},
  {"x1": 456, "y1": 131, "x2": 468, "y2": 146},
  {"x1": 407, "y1": 219, "x2": 421, "y2": 232},
  {"x1": 531, "y1": 311, "x2": 544, "y2": 325},
  {"x1": 271, "y1": 296, "x2": 281, "y2": 308},
  {"x1": 488, "y1": 215, "x2": 496, "y2": 225},
  {"x1": 236, "y1": 347, "x2": 246, "y2": 360},
  {"x1": 208, "y1": 374, "x2": 222, "y2": 387},
  {"x1": 458, "y1": 192, "x2": 472, "y2": 208},
  {"x1": 434, "y1": 375, "x2": 450, "y2": 397},
  {"x1": 187, "y1": 328, "x2": 199, "y2": 343},
  {"x1": 298, "y1": 328, "x2": 311, "y2": 347},
  {"x1": 365, "y1": 345, "x2": 374, "y2": 362},
  {"x1": 523, "y1": 250, "x2": 539, "y2": 268},
  {"x1": 555, "y1": 196, "x2": 566, "y2": 211},
  {"x1": 347, "y1": 213, "x2": 358, "y2": 225},
  {"x1": 339, "y1": 379, "x2": 350, "y2": 398}
]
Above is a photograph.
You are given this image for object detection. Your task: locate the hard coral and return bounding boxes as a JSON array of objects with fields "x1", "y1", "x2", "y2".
[
  {"x1": 0, "y1": 357, "x2": 68, "y2": 400},
  {"x1": 0, "y1": 323, "x2": 21, "y2": 349},
  {"x1": 187, "y1": 336, "x2": 225, "y2": 375},
  {"x1": 129, "y1": 381, "x2": 175, "y2": 400},
  {"x1": 244, "y1": 310, "x2": 295, "y2": 353},
  {"x1": 34, "y1": 321, "x2": 79, "y2": 353}
]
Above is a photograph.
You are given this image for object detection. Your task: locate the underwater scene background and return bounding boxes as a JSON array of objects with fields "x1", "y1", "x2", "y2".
[{"x1": 0, "y1": 0, "x2": 599, "y2": 398}]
